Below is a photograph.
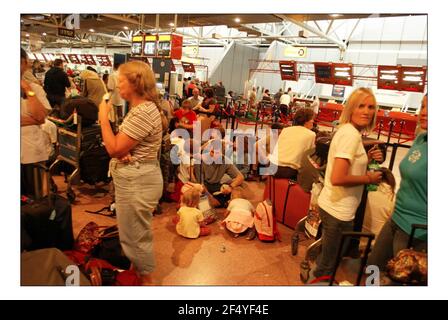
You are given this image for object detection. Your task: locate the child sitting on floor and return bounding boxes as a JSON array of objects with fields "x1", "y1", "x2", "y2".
[
  {"x1": 173, "y1": 188, "x2": 211, "y2": 239},
  {"x1": 222, "y1": 187, "x2": 256, "y2": 239}
]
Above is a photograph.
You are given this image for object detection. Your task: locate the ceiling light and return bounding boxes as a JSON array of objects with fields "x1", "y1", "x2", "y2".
[
  {"x1": 89, "y1": 29, "x2": 95, "y2": 32},
  {"x1": 330, "y1": 14, "x2": 342, "y2": 18},
  {"x1": 25, "y1": 33, "x2": 30, "y2": 37},
  {"x1": 21, "y1": 19, "x2": 24, "y2": 23},
  {"x1": 169, "y1": 22, "x2": 175, "y2": 27},
  {"x1": 42, "y1": 32, "x2": 47, "y2": 36},
  {"x1": 234, "y1": 18, "x2": 241, "y2": 23},
  {"x1": 123, "y1": 26, "x2": 129, "y2": 30}
]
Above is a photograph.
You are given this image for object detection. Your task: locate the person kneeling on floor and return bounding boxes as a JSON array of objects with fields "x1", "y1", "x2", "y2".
[{"x1": 173, "y1": 188, "x2": 211, "y2": 239}]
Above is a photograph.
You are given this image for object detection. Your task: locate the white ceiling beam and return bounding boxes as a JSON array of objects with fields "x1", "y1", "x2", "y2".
[{"x1": 276, "y1": 14, "x2": 347, "y2": 50}]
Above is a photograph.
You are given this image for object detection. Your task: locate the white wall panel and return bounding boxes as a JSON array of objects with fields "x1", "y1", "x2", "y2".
[
  {"x1": 402, "y1": 15, "x2": 427, "y2": 41},
  {"x1": 381, "y1": 17, "x2": 406, "y2": 41},
  {"x1": 360, "y1": 18, "x2": 384, "y2": 41}
]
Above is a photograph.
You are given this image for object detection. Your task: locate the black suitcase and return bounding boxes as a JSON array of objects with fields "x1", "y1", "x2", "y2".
[
  {"x1": 21, "y1": 195, "x2": 74, "y2": 251},
  {"x1": 79, "y1": 125, "x2": 111, "y2": 185},
  {"x1": 60, "y1": 96, "x2": 98, "y2": 127}
]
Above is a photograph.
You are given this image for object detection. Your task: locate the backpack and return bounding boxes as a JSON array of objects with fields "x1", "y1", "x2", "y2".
[{"x1": 254, "y1": 199, "x2": 281, "y2": 242}]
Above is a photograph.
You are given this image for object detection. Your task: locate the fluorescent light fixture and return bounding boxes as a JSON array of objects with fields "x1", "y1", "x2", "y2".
[
  {"x1": 381, "y1": 70, "x2": 399, "y2": 74},
  {"x1": 335, "y1": 71, "x2": 350, "y2": 77},
  {"x1": 380, "y1": 75, "x2": 398, "y2": 80},
  {"x1": 89, "y1": 29, "x2": 95, "y2": 32},
  {"x1": 25, "y1": 33, "x2": 30, "y2": 37},
  {"x1": 330, "y1": 14, "x2": 342, "y2": 18},
  {"x1": 334, "y1": 67, "x2": 350, "y2": 71},
  {"x1": 169, "y1": 22, "x2": 175, "y2": 27},
  {"x1": 403, "y1": 71, "x2": 424, "y2": 75},
  {"x1": 402, "y1": 76, "x2": 422, "y2": 82},
  {"x1": 42, "y1": 32, "x2": 47, "y2": 36},
  {"x1": 123, "y1": 26, "x2": 129, "y2": 30},
  {"x1": 234, "y1": 17, "x2": 241, "y2": 23}
]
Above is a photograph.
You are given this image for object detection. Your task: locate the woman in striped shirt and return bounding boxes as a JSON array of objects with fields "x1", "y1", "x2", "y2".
[{"x1": 99, "y1": 60, "x2": 163, "y2": 285}]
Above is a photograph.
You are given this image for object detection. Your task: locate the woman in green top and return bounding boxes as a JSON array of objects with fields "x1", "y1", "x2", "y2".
[{"x1": 368, "y1": 95, "x2": 428, "y2": 271}]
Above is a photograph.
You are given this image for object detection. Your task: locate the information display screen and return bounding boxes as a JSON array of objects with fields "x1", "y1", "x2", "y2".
[
  {"x1": 144, "y1": 35, "x2": 157, "y2": 56},
  {"x1": 314, "y1": 63, "x2": 333, "y2": 84},
  {"x1": 131, "y1": 35, "x2": 143, "y2": 55},
  {"x1": 332, "y1": 85, "x2": 346, "y2": 98},
  {"x1": 157, "y1": 41, "x2": 171, "y2": 57},
  {"x1": 131, "y1": 42, "x2": 142, "y2": 55}
]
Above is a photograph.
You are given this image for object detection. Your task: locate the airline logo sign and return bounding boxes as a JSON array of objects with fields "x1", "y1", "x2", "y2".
[{"x1": 284, "y1": 46, "x2": 307, "y2": 58}]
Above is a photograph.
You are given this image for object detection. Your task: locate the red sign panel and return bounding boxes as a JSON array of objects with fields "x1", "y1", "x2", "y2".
[
  {"x1": 96, "y1": 55, "x2": 112, "y2": 67},
  {"x1": 80, "y1": 54, "x2": 97, "y2": 65},
  {"x1": 170, "y1": 34, "x2": 183, "y2": 60},
  {"x1": 377, "y1": 65, "x2": 401, "y2": 91},
  {"x1": 333, "y1": 63, "x2": 353, "y2": 86},
  {"x1": 279, "y1": 60, "x2": 298, "y2": 81},
  {"x1": 67, "y1": 54, "x2": 81, "y2": 64},
  {"x1": 400, "y1": 66, "x2": 427, "y2": 93},
  {"x1": 181, "y1": 61, "x2": 195, "y2": 73},
  {"x1": 377, "y1": 65, "x2": 427, "y2": 93}
]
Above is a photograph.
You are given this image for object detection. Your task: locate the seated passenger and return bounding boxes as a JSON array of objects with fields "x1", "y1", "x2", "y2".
[
  {"x1": 269, "y1": 108, "x2": 316, "y2": 179},
  {"x1": 173, "y1": 188, "x2": 211, "y2": 239}
]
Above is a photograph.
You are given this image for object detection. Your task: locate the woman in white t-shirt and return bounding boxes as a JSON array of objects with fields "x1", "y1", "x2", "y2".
[{"x1": 312, "y1": 87, "x2": 384, "y2": 281}]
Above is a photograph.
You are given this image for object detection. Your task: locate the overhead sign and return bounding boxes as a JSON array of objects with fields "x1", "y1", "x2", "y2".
[
  {"x1": 284, "y1": 46, "x2": 307, "y2": 58},
  {"x1": 58, "y1": 28, "x2": 75, "y2": 38},
  {"x1": 279, "y1": 60, "x2": 299, "y2": 81},
  {"x1": 181, "y1": 61, "x2": 196, "y2": 73}
]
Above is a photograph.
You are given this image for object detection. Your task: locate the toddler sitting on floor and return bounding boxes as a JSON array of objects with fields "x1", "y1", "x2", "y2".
[{"x1": 173, "y1": 188, "x2": 211, "y2": 239}]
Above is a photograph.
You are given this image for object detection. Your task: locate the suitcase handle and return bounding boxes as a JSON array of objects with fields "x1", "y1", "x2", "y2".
[
  {"x1": 330, "y1": 231, "x2": 375, "y2": 286},
  {"x1": 407, "y1": 224, "x2": 428, "y2": 249}
]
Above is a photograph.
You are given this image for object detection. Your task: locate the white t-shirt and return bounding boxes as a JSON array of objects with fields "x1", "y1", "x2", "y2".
[
  {"x1": 318, "y1": 123, "x2": 368, "y2": 221},
  {"x1": 269, "y1": 126, "x2": 316, "y2": 171},
  {"x1": 279, "y1": 93, "x2": 291, "y2": 105},
  {"x1": 21, "y1": 83, "x2": 52, "y2": 164}
]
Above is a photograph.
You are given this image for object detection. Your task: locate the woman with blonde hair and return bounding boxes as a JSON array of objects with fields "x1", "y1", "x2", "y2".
[
  {"x1": 99, "y1": 60, "x2": 163, "y2": 285},
  {"x1": 310, "y1": 87, "x2": 384, "y2": 281}
]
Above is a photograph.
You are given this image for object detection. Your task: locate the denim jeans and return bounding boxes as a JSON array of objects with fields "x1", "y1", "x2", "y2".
[
  {"x1": 110, "y1": 159, "x2": 163, "y2": 275},
  {"x1": 367, "y1": 219, "x2": 427, "y2": 271},
  {"x1": 314, "y1": 207, "x2": 354, "y2": 278}
]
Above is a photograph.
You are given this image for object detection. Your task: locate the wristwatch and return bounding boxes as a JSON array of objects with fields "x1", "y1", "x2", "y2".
[{"x1": 26, "y1": 90, "x2": 36, "y2": 97}]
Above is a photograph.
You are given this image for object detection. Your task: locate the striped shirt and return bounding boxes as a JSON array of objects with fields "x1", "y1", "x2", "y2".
[{"x1": 119, "y1": 101, "x2": 162, "y2": 161}]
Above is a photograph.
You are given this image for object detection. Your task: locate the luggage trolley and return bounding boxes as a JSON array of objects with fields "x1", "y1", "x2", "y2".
[
  {"x1": 48, "y1": 113, "x2": 82, "y2": 202},
  {"x1": 48, "y1": 110, "x2": 108, "y2": 203}
]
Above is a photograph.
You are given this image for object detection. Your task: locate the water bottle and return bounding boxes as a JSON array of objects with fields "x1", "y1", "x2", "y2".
[{"x1": 366, "y1": 160, "x2": 380, "y2": 191}]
